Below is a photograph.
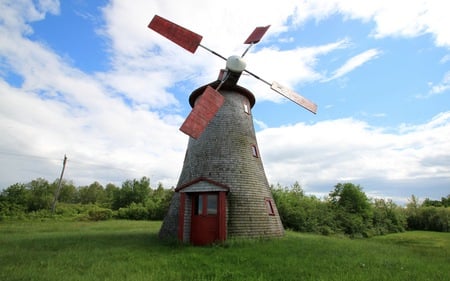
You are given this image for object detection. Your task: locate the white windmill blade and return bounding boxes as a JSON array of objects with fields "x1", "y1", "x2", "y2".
[{"x1": 270, "y1": 82, "x2": 317, "y2": 114}]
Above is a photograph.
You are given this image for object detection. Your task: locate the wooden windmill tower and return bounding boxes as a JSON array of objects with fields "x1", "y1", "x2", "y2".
[{"x1": 148, "y1": 15, "x2": 317, "y2": 245}]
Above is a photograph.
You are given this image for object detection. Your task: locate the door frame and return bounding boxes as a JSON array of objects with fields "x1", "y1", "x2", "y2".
[{"x1": 175, "y1": 178, "x2": 228, "y2": 244}]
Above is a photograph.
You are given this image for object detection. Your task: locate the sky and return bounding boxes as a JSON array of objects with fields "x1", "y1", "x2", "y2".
[{"x1": 0, "y1": 0, "x2": 449, "y2": 204}]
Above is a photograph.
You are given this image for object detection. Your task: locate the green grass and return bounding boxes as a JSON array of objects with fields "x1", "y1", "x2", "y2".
[{"x1": 0, "y1": 220, "x2": 449, "y2": 281}]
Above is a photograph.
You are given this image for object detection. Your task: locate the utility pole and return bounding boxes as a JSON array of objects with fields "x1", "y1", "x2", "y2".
[{"x1": 51, "y1": 154, "x2": 67, "y2": 214}]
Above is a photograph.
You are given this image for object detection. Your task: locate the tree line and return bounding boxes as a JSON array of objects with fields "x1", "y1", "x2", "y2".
[
  {"x1": 1, "y1": 178, "x2": 448, "y2": 237},
  {"x1": 0, "y1": 177, "x2": 173, "y2": 221},
  {"x1": 271, "y1": 182, "x2": 449, "y2": 237}
]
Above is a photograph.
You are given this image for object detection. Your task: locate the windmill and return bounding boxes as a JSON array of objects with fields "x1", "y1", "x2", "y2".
[{"x1": 148, "y1": 15, "x2": 317, "y2": 245}]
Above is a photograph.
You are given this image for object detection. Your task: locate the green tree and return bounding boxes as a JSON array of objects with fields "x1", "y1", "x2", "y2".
[
  {"x1": 422, "y1": 198, "x2": 443, "y2": 207},
  {"x1": 102, "y1": 183, "x2": 119, "y2": 208},
  {"x1": 441, "y1": 195, "x2": 450, "y2": 207},
  {"x1": 0, "y1": 183, "x2": 29, "y2": 217},
  {"x1": 271, "y1": 182, "x2": 335, "y2": 234},
  {"x1": 78, "y1": 182, "x2": 105, "y2": 204},
  {"x1": 146, "y1": 182, "x2": 174, "y2": 220},
  {"x1": 27, "y1": 178, "x2": 53, "y2": 211},
  {"x1": 112, "y1": 177, "x2": 151, "y2": 210},
  {"x1": 372, "y1": 198, "x2": 406, "y2": 234},
  {"x1": 329, "y1": 183, "x2": 372, "y2": 236},
  {"x1": 50, "y1": 179, "x2": 77, "y2": 203},
  {"x1": 406, "y1": 195, "x2": 422, "y2": 230},
  {"x1": 1, "y1": 183, "x2": 28, "y2": 206}
]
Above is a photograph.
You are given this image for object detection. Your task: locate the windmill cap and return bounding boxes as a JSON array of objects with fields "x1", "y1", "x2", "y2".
[
  {"x1": 189, "y1": 81, "x2": 255, "y2": 108},
  {"x1": 226, "y1": 55, "x2": 246, "y2": 72}
]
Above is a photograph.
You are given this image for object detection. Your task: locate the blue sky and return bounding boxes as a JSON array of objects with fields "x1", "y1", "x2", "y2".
[{"x1": 0, "y1": 0, "x2": 449, "y2": 204}]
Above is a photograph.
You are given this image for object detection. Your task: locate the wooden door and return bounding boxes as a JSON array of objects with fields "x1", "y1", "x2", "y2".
[{"x1": 190, "y1": 193, "x2": 219, "y2": 245}]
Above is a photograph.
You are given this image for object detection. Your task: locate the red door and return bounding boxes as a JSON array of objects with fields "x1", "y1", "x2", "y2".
[{"x1": 190, "y1": 193, "x2": 219, "y2": 245}]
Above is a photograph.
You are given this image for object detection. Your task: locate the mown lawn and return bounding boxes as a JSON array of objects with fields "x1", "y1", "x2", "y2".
[{"x1": 0, "y1": 220, "x2": 448, "y2": 281}]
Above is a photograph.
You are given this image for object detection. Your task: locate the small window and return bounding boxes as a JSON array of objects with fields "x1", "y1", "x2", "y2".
[
  {"x1": 251, "y1": 144, "x2": 259, "y2": 158},
  {"x1": 265, "y1": 198, "x2": 275, "y2": 216},
  {"x1": 193, "y1": 193, "x2": 218, "y2": 216},
  {"x1": 243, "y1": 103, "x2": 250, "y2": 114},
  {"x1": 194, "y1": 195, "x2": 204, "y2": 215},
  {"x1": 207, "y1": 194, "x2": 217, "y2": 215}
]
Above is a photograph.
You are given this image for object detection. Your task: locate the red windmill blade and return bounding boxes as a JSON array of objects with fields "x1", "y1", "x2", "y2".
[
  {"x1": 241, "y1": 25, "x2": 270, "y2": 57},
  {"x1": 179, "y1": 86, "x2": 224, "y2": 139},
  {"x1": 148, "y1": 15, "x2": 203, "y2": 53},
  {"x1": 244, "y1": 25, "x2": 271, "y2": 44},
  {"x1": 147, "y1": 14, "x2": 317, "y2": 139}
]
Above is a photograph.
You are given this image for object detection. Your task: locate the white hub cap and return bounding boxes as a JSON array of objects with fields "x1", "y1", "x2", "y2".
[{"x1": 226, "y1": 55, "x2": 246, "y2": 73}]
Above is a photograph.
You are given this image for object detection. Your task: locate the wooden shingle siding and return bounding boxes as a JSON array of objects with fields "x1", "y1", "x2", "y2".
[
  {"x1": 159, "y1": 83, "x2": 284, "y2": 242},
  {"x1": 183, "y1": 196, "x2": 192, "y2": 242}
]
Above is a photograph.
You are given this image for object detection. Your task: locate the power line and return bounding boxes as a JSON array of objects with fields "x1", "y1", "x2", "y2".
[
  {"x1": 0, "y1": 149, "x2": 147, "y2": 173},
  {"x1": 0, "y1": 150, "x2": 60, "y2": 161}
]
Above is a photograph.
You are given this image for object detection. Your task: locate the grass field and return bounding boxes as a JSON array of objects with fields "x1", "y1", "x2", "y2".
[{"x1": 0, "y1": 220, "x2": 449, "y2": 281}]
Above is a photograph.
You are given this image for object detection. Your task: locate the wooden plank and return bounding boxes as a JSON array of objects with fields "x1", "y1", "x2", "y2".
[
  {"x1": 244, "y1": 25, "x2": 270, "y2": 44},
  {"x1": 179, "y1": 86, "x2": 224, "y2": 139},
  {"x1": 271, "y1": 81, "x2": 317, "y2": 114},
  {"x1": 148, "y1": 15, "x2": 202, "y2": 53}
]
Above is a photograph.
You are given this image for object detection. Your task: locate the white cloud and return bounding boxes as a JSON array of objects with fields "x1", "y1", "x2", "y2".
[
  {"x1": 419, "y1": 71, "x2": 450, "y2": 98},
  {"x1": 325, "y1": 49, "x2": 381, "y2": 81},
  {"x1": 0, "y1": 0, "x2": 59, "y2": 33},
  {"x1": 429, "y1": 71, "x2": 450, "y2": 95},
  {"x1": 240, "y1": 39, "x2": 350, "y2": 103},
  {"x1": 440, "y1": 54, "x2": 450, "y2": 64},
  {"x1": 258, "y1": 112, "x2": 450, "y2": 198},
  {"x1": 0, "y1": 1, "x2": 186, "y2": 188},
  {"x1": 254, "y1": 118, "x2": 268, "y2": 130},
  {"x1": 292, "y1": 0, "x2": 450, "y2": 48}
]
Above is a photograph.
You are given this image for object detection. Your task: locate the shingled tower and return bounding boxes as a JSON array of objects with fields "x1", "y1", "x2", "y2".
[
  {"x1": 159, "y1": 81, "x2": 284, "y2": 244},
  {"x1": 148, "y1": 15, "x2": 317, "y2": 245}
]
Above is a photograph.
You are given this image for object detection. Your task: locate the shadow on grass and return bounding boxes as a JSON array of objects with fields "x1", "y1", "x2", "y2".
[{"x1": 5, "y1": 228, "x2": 185, "y2": 256}]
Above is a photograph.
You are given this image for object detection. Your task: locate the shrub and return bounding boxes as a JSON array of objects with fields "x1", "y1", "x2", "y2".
[
  {"x1": 0, "y1": 201, "x2": 27, "y2": 218},
  {"x1": 54, "y1": 203, "x2": 87, "y2": 217},
  {"x1": 116, "y1": 203, "x2": 149, "y2": 220},
  {"x1": 272, "y1": 185, "x2": 335, "y2": 234},
  {"x1": 372, "y1": 199, "x2": 406, "y2": 235},
  {"x1": 87, "y1": 206, "x2": 113, "y2": 221},
  {"x1": 406, "y1": 201, "x2": 450, "y2": 232},
  {"x1": 419, "y1": 207, "x2": 449, "y2": 232}
]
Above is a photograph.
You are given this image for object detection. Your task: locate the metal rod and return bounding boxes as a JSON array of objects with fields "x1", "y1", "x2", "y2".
[
  {"x1": 243, "y1": 69, "x2": 271, "y2": 86},
  {"x1": 199, "y1": 44, "x2": 227, "y2": 61},
  {"x1": 241, "y1": 43, "x2": 254, "y2": 57},
  {"x1": 216, "y1": 70, "x2": 230, "y2": 91}
]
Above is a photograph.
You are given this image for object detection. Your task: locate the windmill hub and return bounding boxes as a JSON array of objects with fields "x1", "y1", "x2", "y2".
[{"x1": 226, "y1": 55, "x2": 246, "y2": 73}]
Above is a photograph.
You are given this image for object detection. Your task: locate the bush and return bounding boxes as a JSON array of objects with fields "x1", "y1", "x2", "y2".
[
  {"x1": 116, "y1": 203, "x2": 149, "y2": 220},
  {"x1": 0, "y1": 201, "x2": 27, "y2": 218},
  {"x1": 87, "y1": 206, "x2": 113, "y2": 221},
  {"x1": 272, "y1": 185, "x2": 335, "y2": 234},
  {"x1": 415, "y1": 207, "x2": 449, "y2": 232},
  {"x1": 54, "y1": 203, "x2": 88, "y2": 217},
  {"x1": 372, "y1": 199, "x2": 406, "y2": 235}
]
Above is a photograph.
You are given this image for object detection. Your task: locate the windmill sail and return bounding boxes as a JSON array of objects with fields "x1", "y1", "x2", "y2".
[
  {"x1": 244, "y1": 25, "x2": 270, "y2": 44},
  {"x1": 179, "y1": 86, "x2": 224, "y2": 139},
  {"x1": 148, "y1": 15, "x2": 203, "y2": 53},
  {"x1": 271, "y1": 81, "x2": 317, "y2": 114}
]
